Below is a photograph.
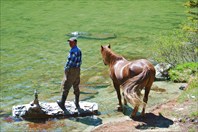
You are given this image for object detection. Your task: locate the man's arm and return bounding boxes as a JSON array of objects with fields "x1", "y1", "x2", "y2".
[{"x1": 64, "y1": 52, "x2": 78, "y2": 70}]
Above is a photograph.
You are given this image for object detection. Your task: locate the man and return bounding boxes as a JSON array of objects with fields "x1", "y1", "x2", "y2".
[{"x1": 57, "y1": 37, "x2": 82, "y2": 111}]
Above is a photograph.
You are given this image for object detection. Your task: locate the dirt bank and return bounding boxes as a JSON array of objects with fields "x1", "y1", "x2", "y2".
[{"x1": 91, "y1": 99, "x2": 198, "y2": 132}]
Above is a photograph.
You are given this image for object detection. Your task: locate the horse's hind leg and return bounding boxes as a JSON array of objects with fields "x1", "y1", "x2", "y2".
[
  {"x1": 141, "y1": 81, "x2": 153, "y2": 116},
  {"x1": 122, "y1": 92, "x2": 127, "y2": 105},
  {"x1": 131, "y1": 105, "x2": 139, "y2": 118},
  {"x1": 113, "y1": 82, "x2": 123, "y2": 111}
]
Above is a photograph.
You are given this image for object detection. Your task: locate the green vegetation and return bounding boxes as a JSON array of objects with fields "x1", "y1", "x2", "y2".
[
  {"x1": 183, "y1": 0, "x2": 198, "y2": 33},
  {"x1": 177, "y1": 77, "x2": 198, "y2": 123},
  {"x1": 169, "y1": 62, "x2": 197, "y2": 82},
  {"x1": 153, "y1": 30, "x2": 197, "y2": 66},
  {"x1": 177, "y1": 76, "x2": 198, "y2": 102}
]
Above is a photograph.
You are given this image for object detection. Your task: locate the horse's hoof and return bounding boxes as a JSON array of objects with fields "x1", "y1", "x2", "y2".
[
  {"x1": 117, "y1": 106, "x2": 123, "y2": 112},
  {"x1": 130, "y1": 115, "x2": 136, "y2": 119},
  {"x1": 141, "y1": 113, "x2": 145, "y2": 117},
  {"x1": 130, "y1": 113, "x2": 137, "y2": 118}
]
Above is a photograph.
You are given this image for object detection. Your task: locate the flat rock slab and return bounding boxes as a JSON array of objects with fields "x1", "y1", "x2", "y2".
[{"x1": 12, "y1": 101, "x2": 98, "y2": 119}]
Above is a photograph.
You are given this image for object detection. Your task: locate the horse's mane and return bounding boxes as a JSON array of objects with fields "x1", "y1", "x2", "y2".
[{"x1": 105, "y1": 48, "x2": 124, "y2": 64}]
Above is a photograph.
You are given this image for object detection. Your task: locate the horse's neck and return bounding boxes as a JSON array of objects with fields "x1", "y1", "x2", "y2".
[{"x1": 108, "y1": 51, "x2": 124, "y2": 65}]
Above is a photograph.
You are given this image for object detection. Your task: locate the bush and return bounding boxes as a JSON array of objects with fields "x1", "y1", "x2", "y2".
[
  {"x1": 153, "y1": 30, "x2": 197, "y2": 67},
  {"x1": 169, "y1": 62, "x2": 198, "y2": 82},
  {"x1": 183, "y1": 0, "x2": 198, "y2": 33}
]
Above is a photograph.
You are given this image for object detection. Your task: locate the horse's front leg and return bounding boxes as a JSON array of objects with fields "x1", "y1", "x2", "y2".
[{"x1": 113, "y1": 82, "x2": 123, "y2": 112}]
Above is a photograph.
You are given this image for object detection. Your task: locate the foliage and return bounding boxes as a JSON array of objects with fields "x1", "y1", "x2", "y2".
[
  {"x1": 184, "y1": 0, "x2": 198, "y2": 8},
  {"x1": 169, "y1": 62, "x2": 198, "y2": 82},
  {"x1": 153, "y1": 30, "x2": 197, "y2": 66},
  {"x1": 183, "y1": 0, "x2": 198, "y2": 33},
  {"x1": 177, "y1": 76, "x2": 198, "y2": 102}
]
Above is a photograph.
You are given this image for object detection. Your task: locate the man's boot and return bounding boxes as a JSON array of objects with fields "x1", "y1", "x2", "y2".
[
  {"x1": 75, "y1": 95, "x2": 80, "y2": 109},
  {"x1": 57, "y1": 95, "x2": 66, "y2": 111}
]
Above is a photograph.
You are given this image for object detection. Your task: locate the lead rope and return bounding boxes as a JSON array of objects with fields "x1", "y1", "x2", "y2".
[{"x1": 81, "y1": 61, "x2": 103, "y2": 73}]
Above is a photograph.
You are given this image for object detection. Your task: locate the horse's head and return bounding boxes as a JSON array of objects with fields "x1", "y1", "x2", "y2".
[{"x1": 101, "y1": 44, "x2": 111, "y2": 65}]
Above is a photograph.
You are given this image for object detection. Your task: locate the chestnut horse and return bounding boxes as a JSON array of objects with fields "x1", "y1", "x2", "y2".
[{"x1": 101, "y1": 45, "x2": 155, "y2": 117}]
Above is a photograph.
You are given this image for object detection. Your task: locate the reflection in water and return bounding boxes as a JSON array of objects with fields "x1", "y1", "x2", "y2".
[
  {"x1": 17, "y1": 115, "x2": 102, "y2": 131},
  {"x1": 3, "y1": 116, "x2": 22, "y2": 123},
  {"x1": 27, "y1": 119, "x2": 59, "y2": 130}
]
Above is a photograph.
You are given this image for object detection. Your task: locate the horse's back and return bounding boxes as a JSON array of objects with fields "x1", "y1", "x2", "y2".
[
  {"x1": 113, "y1": 59, "x2": 155, "y2": 85},
  {"x1": 128, "y1": 59, "x2": 155, "y2": 75},
  {"x1": 131, "y1": 59, "x2": 156, "y2": 87}
]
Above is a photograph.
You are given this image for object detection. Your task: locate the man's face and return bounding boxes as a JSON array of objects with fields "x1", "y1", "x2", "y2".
[{"x1": 68, "y1": 41, "x2": 75, "y2": 48}]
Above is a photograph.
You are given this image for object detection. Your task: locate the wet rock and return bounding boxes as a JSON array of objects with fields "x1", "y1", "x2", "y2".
[
  {"x1": 179, "y1": 84, "x2": 188, "y2": 90},
  {"x1": 12, "y1": 90, "x2": 98, "y2": 119},
  {"x1": 13, "y1": 101, "x2": 98, "y2": 119},
  {"x1": 178, "y1": 118, "x2": 185, "y2": 123},
  {"x1": 193, "y1": 119, "x2": 198, "y2": 123},
  {"x1": 155, "y1": 63, "x2": 172, "y2": 81}
]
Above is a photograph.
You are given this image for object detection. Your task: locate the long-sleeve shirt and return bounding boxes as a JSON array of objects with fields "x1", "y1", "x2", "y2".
[{"x1": 64, "y1": 46, "x2": 82, "y2": 71}]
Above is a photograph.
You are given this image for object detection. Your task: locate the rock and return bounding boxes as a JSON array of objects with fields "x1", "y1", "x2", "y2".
[
  {"x1": 179, "y1": 84, "x2": 188, "y2": 90},
  {"x1": 12, "y1": 101, "x2": 98, "y2": 119},
  {"x1": 155, "y1": 63, "x2": 172, "y2": 81},
  {"x1": 12, "y1": 90, "x2": 98, "y2": 119}
]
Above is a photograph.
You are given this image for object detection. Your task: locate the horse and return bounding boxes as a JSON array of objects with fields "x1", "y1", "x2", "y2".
[{"x1": 101, "y1": 44, "x2": 156, "y2": 117}]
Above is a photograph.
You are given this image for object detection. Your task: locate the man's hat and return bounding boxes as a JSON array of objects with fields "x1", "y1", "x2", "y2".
[{"x1": 68, "y1": 37, "x2": 77, "y2": 42}]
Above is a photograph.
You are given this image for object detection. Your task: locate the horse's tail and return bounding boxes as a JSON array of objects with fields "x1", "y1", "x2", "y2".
[{"x1": 122, "y1": 67, "x2": 151, "y2": 107}]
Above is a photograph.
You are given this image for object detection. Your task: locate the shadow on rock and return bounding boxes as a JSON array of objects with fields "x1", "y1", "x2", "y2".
[{"x1": 133, "y1": 113, "x2": 173, "y2": 129}]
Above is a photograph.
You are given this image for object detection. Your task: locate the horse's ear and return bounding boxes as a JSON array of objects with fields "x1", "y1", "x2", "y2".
[
  {"x1": 108, "y1": 44, "x2": 111, "y2": 49},
  {"x1": 101, "y1": 45, "x2": 104, "y2": 50}
]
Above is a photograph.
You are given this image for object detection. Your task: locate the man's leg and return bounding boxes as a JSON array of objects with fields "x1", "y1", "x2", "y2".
[
  {"x1": 57, "y1": 94, "x2": 67, "y2": 111},
  {"x1": 73, "y1": 69, "x2": 80, "y2": 109},
  {"x1": 57, "y1": 71, "x2": 73, "y2": 111}
]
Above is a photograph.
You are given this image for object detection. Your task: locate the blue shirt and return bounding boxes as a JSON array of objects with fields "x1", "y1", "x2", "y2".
[{"x1": 64, "y1": 46, "x2": 82, "y2": 71}]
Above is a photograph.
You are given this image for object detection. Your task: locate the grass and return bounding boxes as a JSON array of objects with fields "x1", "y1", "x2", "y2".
[
  {"x1": 0, "y1": 0, "x2": 187, "y2": 115},
  {"x1": 177, "y1": 77, "x2": 198, "y2": 103},
  {"x1": 169, "y1": 62, "x2": 198, "y2": 82}
]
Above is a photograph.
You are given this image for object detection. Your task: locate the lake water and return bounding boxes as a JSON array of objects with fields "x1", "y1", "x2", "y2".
[{"x1": 0, "y1": 80, "x2": 184, "y2": 132}]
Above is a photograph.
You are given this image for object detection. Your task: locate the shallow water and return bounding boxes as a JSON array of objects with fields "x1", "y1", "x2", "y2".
[{"x1": 0, "y1": 80, "x2": 184, "y2": 131}]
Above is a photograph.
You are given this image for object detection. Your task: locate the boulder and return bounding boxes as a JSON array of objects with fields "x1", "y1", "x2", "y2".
[
  {"x1": 155, "y1": 63, "x2": 172, "y2": 81},
  {"x1": 12, "y1": 101, "x2": 98, "y2": 119},
  {"x1": 12, "y1": 90, "x2": 98, "y2": 119}
]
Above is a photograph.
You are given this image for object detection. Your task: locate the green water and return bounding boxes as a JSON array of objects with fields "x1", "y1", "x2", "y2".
[{"x1": 0, "y1": 79, "x2": 184, "y2": 131}]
